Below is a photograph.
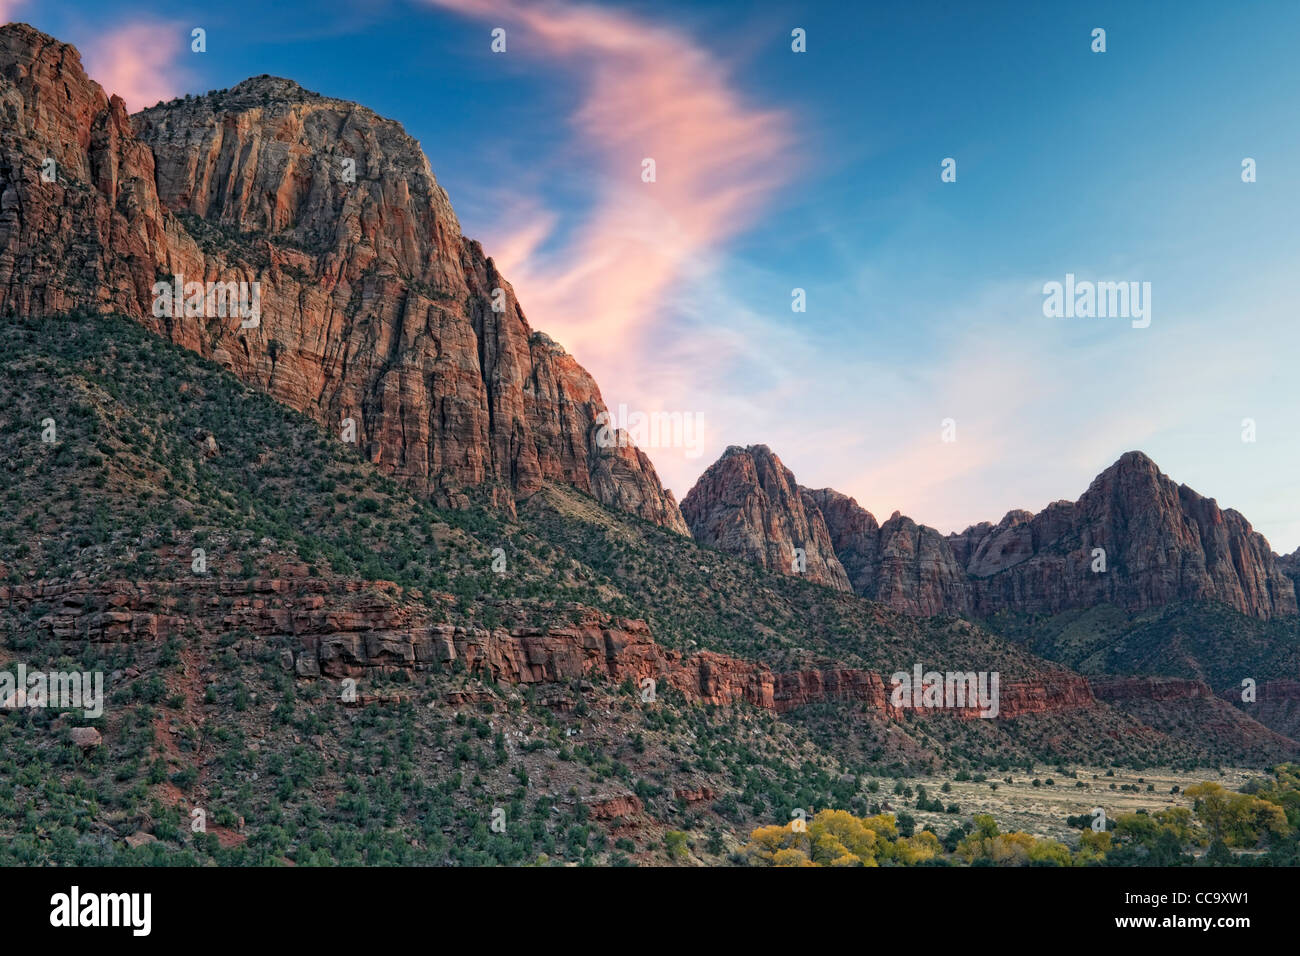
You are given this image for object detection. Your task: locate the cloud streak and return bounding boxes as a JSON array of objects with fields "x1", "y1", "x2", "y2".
[
  {"x1": 424, "y1": 0, "x2": 794, "y2": 395},
  {"x1": 81, "y1": 21, "x2": 190, "y2": 112}
]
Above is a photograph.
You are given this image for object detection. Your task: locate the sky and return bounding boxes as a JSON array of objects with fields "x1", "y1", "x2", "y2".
[{"x1": 7, "y1": 0, "x2": 1300, "y2": 551}]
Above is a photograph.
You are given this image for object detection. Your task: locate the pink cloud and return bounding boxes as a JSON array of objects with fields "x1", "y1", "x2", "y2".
[
  {"x1": 424, "y1": 0, "x2": 794, "y2": 399},
  {"x1": 0, "y1": 1, "x2": 27, "y2": 25},
  {"x1": 81, "y1": 21, "x2": 190, "y2": 113}
]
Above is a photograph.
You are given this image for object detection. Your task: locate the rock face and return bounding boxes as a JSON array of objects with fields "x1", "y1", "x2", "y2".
[
  {"x1": 808, "y1": 489, "x2": 970, "y2": 616},
  {"x1": 688, "y1": 448, "x2": 1296, "y2": 620},
  {"x1": 1090, "y1": 676, "x2": 1216, "y2": 703},
  {"x1": 680, "y1": 446, "x2": 851, "y2": 591},
  {"x1": 1278, "y1": 548, "x2": 1300, "y2": 596},
  {"x1": 954, "y1": 451, "x2": 1296, "y2": 619},
  {"x1": 0, "y1": 24, "x2": 686, "y2": 532}
]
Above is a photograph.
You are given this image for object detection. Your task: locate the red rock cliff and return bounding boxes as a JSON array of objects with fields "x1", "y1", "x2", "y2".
[
  {"x1": 3, "y1": 578, "x2": 1097, "y2": 722},
  {"x1": 0, "y1": 24, "x2": 686, "y2": 532},
  {"x1": 687, "y1": 446, "x2": 1295, "y2": 621},
  {"x1": 953, "y1": 452, "x2": 1296, "y2": 619},
  {"x1": 680, "y1": 446, "x2": 851, "y2": 591}
]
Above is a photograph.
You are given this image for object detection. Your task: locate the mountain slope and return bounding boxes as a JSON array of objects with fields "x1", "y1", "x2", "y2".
[{"x1": 9, "y1": 308, "x2": 1287, "y2": 867}]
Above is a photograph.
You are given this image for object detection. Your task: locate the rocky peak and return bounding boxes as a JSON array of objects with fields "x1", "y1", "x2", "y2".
[
  {"x1": 132, "y1": 75, "x2": 462, "y2": 269},
  {"x1": 953, "y1": 452, "x2": 1297, "y2": 619},
  {"x1": 680, "y1": 446, "x2": 851, "y2": 591},
  {"x1": 0, "y1": 24, "x2": 686, "y2": 533},
  {"x1": 225, "y1": 75, "x2": 323, "y2": 101}
]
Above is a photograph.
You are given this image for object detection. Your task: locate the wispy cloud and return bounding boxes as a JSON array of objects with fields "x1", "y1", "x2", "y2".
[
  {"x1": 420, "y1": 0, "x2": 1298, "y2": 553},
  {"x1": 423, "y1": 0, "x2": 795, "y2": 397},
  {"x1": 0, "y1": 0, "x2": 27, "y2": 24},
  {"x1": 81, "y1": 21, "x2": 190, "y2": 112}
]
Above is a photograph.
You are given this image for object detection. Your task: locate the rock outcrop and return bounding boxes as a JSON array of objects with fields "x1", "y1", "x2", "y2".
[
  {"x1": 1090, "y1": 676, "x2": 1216, "y2": 703},
  {"x1": 0, "y1": 24, "x2": 686, "y2": 532},
  {"x1": 687, "y1": 447, "x2": 1296, "y2": 620},
  {"x1": 3, "y1": 577, "x2": 1097, "y2": 722},
  {"x1": 680, "y1": 446, "x2": 851, "y2": 591},
  {"x1": 1278, "y1": 548, "x2": 1300, "y2": 596}
]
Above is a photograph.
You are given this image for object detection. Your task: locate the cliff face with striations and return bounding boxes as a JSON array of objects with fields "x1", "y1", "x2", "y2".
[
  {"x1": 954, "y1": 452, "x2": 1296, "y2": 619},
  {"x1": 680, "y1": 446, "x2": 851, "y2": 592},
  {"x1": 1278, "y1": 548, "x2": 1300, "y2": 597},
  {"x1": 0, "y1": 24, "x2": 686, "y2": 531},
  {"x1": 2, "y1": 577, "x2": 1098, "y2": 722},
  {"x1": 808, "y1": 488, "x2": 970, "y2": 616},
  {"x1": 1091, "y1": 676, "x2": 1216, "y2": 703},
  {"x1": 688, "y1": 447, "x2": 1296, "y2": 621}
]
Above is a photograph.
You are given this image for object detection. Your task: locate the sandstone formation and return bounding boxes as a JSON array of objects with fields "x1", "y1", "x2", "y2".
[
  {"x1": 680, "y1": 446, "x2": 851, "y2": 591},
  {"x1": 2, "y1": 577, "x2": 1096, "y2": 723},
  {"x1": 687, "y1": 446, "x2": 1296, "y2": 621},
  {"x1": 68, "y1": 727, "x2": 103, "y2": 750},
  {"x1": 1090, "y1": 676, "x2": 1216, "y2": 703},
  {"x1": 0, "y1": 24, "x2": 686, "y2": 531}
]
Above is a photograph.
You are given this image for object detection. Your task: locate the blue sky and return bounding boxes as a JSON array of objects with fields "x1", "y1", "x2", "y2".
[{"x1": 9, "y1": 0, "x2": 1300, "y2": 550}]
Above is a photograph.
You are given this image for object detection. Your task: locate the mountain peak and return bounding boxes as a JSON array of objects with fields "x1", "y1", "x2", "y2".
[
  {"x1": 0, "y1": 21, "x2": 65, "y2": 47},
  {"x1": 0, "y1": 27, "x2": 688, "y2": 535},
  {"x1": 723, "y1": 443, "x2": 774, "y2": 460},
  {"x1": 1107, "y1": 449, "x2": 1161, "y2": 475},
  {"x1": 682, "y1": 446, "x2": 851, "y2": 591},
  {"x1": 227, "y1": 74, "x2": 319, "y2": 100}
]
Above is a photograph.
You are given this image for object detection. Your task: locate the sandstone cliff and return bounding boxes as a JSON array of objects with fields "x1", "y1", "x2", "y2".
[
  {"x1": 808, "y1": 488, "x2": 970, "y2": 616},
  {"x1": 0, "y1": 24, "x2": 686, "y2": 532},
  {"x1": 680, "y1": 445, "x2": 851, "y2": 591},
  {"x1": 1278, "y1": 548, "x2": 1300, "y2": 596}
]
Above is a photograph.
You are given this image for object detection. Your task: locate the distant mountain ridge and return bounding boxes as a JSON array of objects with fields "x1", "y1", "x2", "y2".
[{"x1": 683, "y1": 446, "x2": 1297, "y2": 621}]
